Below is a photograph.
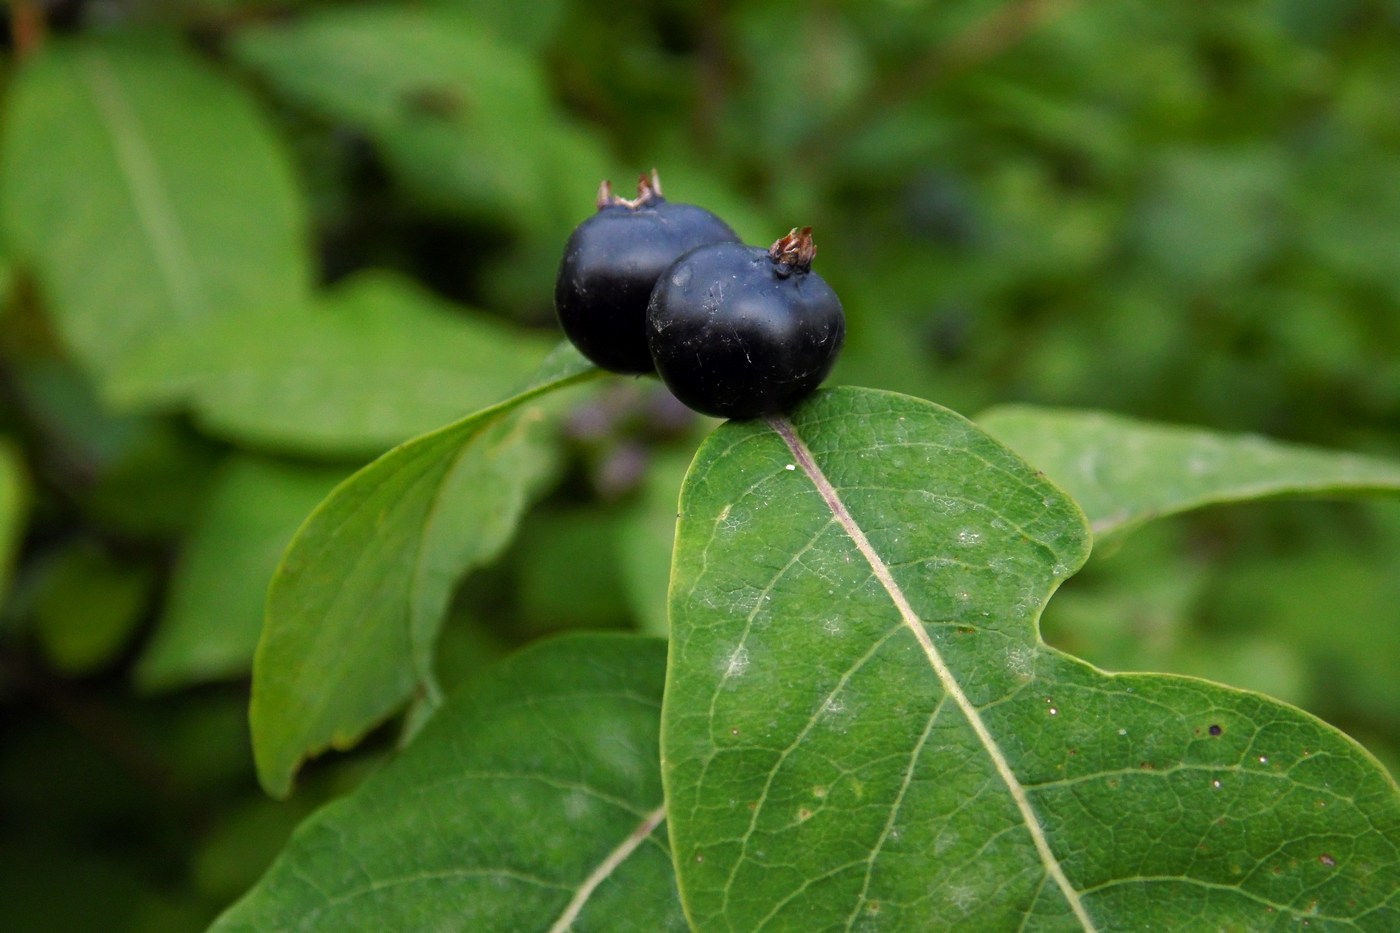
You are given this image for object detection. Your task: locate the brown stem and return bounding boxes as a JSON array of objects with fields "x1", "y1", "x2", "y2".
[{"x1": 10, "y1": 0, "x2": 47, "y2": 62}]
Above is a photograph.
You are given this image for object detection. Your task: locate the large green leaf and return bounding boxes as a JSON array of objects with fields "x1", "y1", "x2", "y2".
[
  {"x1": 0, "y1": 35, "x2": 310, "y2": 397},
  {"x1": 664, "y1": 388, "x2": 1400, "y2": 930},
  {"x1": 136, "y1": 457, "x2": 350, "y2": 692},
  {"x1": 251, "y1": 345, "x2": 597, "y2": 797},
  {"x1": 111, "y1": 270, "x2": 554, "y2": 456},
  {"x1": 231, "y1": 6, "x2": 606, "y2": 232},
  {"x1": 979, "y1": 405, "x2": 1400, "y2": 539},
  {"x1": 219, "y1": 634, "x2": 686, "y2": 932}
]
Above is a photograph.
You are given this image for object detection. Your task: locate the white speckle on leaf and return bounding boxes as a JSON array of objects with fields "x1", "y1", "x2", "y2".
[
  {"x1": 562, "y1": 790, "x2": 591, "y2": 820},
  {"x1": 1005, "y1": 645, "x2": 1035, "y2": 679},
  {"x1": 823, "y1": 618, "x2": 842, "y2": 636},
  {"x1": 784, "y1": 463, "x2": 796, "y2": 471},
  {"x1": 723, "y1": 647, "x2": 750, "y2": 678},
  {"x1": 956, "y1": 528, "x2": 983, "y2": 546},
  {"x1": 947, "y1": 884, "x2": 977, "y2": 912}
]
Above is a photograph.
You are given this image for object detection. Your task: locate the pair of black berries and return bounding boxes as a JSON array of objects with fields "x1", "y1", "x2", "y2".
[{"x1": 555, "y1": 170, "x2": 845, "y2": 421}]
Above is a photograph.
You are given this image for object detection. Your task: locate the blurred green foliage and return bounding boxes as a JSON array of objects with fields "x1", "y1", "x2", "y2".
[{"x1": 0, "y1": 0, "x2": 1396, "y2": 928}]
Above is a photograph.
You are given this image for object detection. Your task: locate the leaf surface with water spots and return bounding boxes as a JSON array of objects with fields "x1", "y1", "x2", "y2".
[{"x1": 663, "y1": 388, "x2": 1400, "y2": 931}]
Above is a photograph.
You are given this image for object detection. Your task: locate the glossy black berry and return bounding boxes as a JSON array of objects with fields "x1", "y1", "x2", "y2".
[
  {"x1": 646, "y1": 227, "x2": 844, "y2": 420},
  {"x1": 555, "y1": 171, "x2": 740, "y2": 374}
]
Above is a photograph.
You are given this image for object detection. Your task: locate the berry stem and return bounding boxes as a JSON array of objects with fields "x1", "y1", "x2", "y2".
[{"x1": 769, "y1": 227, "x2": 818, "y2": 272}]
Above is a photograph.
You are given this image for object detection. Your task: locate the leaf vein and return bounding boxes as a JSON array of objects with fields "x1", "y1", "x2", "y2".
[{"x1": 769, "y1": 415, "x2": 1098, "y2": 932}]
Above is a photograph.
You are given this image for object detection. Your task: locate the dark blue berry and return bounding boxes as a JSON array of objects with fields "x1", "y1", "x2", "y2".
[
  {"x1": 646, "y1": 227, "x2": 844, "y2": 419},
  {"x1": 555, "y1": 171, "x2": 739, "y2": 374}
]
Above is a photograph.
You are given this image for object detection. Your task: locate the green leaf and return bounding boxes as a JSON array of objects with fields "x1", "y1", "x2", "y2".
[
  {"x1": 231, "y1": 6, "x2": 605, "y2": 232},
  {"x1": 979, "y1": 405, "x2": 1400, "y2": 540},
  {"x1": 516, "y1": 507, "x2": 634, "y2": 634},
  {"x1": 112, "y1": 270, "x2": 554, "y2": 456},
  {"x1": 0, "y1": 439, "x2": 28, "y2": 602},
  {"x1": 664, "y1": 387, "x2": 1400, "y2": 930},
  {"x1": 136, "y1": 457, "x2": 350, "y2": 691},
  {"x1": 618, "y1": 449, "x2": 693, "y2": 637},
  {"x1": 218, "y1": 634, "x2": 687, "y2": 932},
  {"x1": 251, "y1": 344, "x2": 597, "y2": 797},
  {"x1": 0, "y1": 35, "x2": 310, "y2": 397},
  {"x1": 30, "y1": 541, "x2": 154, "y2": 674},
  {"x1": 425, "y1": 0, "x2": 567, "y2": 49}
]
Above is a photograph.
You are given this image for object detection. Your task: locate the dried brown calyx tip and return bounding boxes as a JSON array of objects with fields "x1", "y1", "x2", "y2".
[
  {"x1": 596, "y1": 168, "x2": 665, "y2": 210},
  {"x1": 768, "y1": 226, "x2": 817, "y2": 273}
]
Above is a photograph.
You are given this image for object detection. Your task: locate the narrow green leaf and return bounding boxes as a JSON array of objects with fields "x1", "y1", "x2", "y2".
[
  {"x1": 219, "y1": 634, "x2": 687, "y2": 932},
  {"x1": 665, "y1": 387, "x2": 1400, "y2": 930},
  {"x1": 251, "y1": 345, "x2": 597, "y2": 797},
  {"x1": 136, "y1": 457, "x2": 350, "y2": 692},
  {"x1": 0, "y1": 35, "x2": 310, "y2": 397},
  {"x1": 111, "y1": 270, "x2": 554, "y2": 456},
  {"x1": 980, "y1": 405, "x2": 1400, "y2": 539},
  {"x1": 0, "y1": 439, "x2": 28, "y2": 601}
]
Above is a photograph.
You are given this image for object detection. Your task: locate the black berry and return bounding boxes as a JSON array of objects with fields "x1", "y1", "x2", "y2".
[
  {"x1": 555, "y1": 170, "x2": 740, "y2": 374},
  {"x1": 646, "y1": 227, "x2": 844, "y2": 420}
]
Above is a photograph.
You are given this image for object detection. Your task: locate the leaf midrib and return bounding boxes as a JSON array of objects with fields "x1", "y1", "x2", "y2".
[
  {"x1": 769, "y1": 415, "x2": 1097, "y2": 932},
  {"x1": 83, "y1": 51, "x2": 206, "y2": 321}
]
